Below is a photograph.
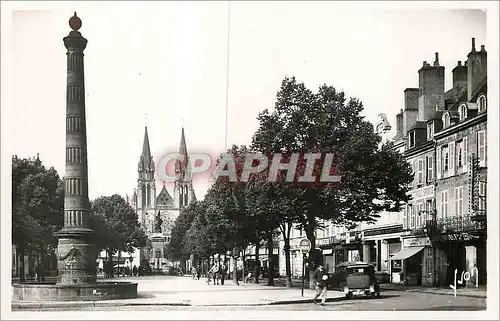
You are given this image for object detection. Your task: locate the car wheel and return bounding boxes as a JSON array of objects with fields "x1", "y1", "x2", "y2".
[{"x1": 346, "y1": 292, "x2": 353, "y2": 300}]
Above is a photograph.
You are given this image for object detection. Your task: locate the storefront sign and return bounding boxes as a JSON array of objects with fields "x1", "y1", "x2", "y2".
[
  {"x1": 403, "y1": 237, "x2": 431, "y2": 247},
  {"x1": 409, "y1": 185, "x2": 434, "y2": 200},
  {"x1": 299, "y1": 239, "x2": 312, "y2": 254},
  {"x1": 317, "y1": 238, "x2": 330, "y2": 246},
  {"x1": 439, "y1": 232, "x2": 481, "y2": 241},
  {"x1": 364, "y1": 225, "x2": 404, "y2": 237},
  {"x1": 322, "y1": 249, "x2": 333, "y2": 255}
]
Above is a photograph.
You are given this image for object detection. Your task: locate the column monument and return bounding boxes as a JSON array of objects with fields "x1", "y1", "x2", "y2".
[
  {"x1": 54, "y1": 12, "x2": 96, "y2": 286},
  {"x1": 12, "y1": 13, "x2": 137, "y2": 302}
]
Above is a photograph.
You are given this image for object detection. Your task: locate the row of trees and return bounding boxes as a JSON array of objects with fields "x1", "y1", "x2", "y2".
[
  {"x1": 12, "y1": 156, "x2": 147, "y2": 280},
  {"x1": 167, "y1": 77, "x2": 413, "y2": 288}
]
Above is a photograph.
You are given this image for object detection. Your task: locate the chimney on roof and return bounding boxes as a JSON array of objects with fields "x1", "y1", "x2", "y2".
[
  {"x1": 403, "y1": 88, "x2": 419, "y2": 136},
  {"x1": 396, "y1": 109, "x2": 403, "y2": 134},
  {"x1": 467, "y1": 37, "x2": 487, "y2": 100},
  {"x1": 452, "y1": 60, "x2": 467, "y2": 100},
  {"x1": 418, "y1": 53, "x2": 445, "y2": 122},
  {"x1": 433, "y1": 52, "x2": 440, "y2": 66}
]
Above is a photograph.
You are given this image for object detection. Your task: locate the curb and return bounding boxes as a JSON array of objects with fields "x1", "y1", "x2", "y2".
[
  {"x1": 11, "y1": 296, "x2": 347, "y2": 310},
  {"x1": 406, "y1": 289, "x2": 486, "y2": 299},
  {"x1": 266, "y1": 296, "x2": 346, "y2": 305}
]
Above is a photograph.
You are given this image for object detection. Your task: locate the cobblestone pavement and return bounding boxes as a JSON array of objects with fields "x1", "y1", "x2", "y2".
[{"x1": 31, "y1": 291, "x2": 485, "y2": 311}]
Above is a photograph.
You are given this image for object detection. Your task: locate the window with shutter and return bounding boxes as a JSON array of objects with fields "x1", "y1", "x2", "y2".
[
  {"x1": 409, "y1": 205, "x2": 415, "y2": 229},
  {"x1": 441, "y1": 191, "x2": 448, "y2": 218},
  {"x1": 479, "y1": 182, "x2": 486, "y2": 212},
  {"x1": 462, "y1": 136, "x2": 468, "y2": 174},
  {"x1": 477, "y1": 131, "x2": 486, "y2": 167},
  {"x1": 457, "y1": 141, "x2": 463, "y2": 168},
  {"x1": 418, "y1": 160, "x2": 424, "y2": 185},
  {"x1": 427, "y1": 156, "x2": 434, "y2": 182},
  {"x1": 403, "y1": 207, "x2": 408, "y2": 229},
  {"x1": 436, "y1": 147, "x2": 442, "y2": 179},
  {"x1": 413, "y1": 160, "x2": 418, "y2": 187},
  {"x1": 449, "y1": 141, "x2": 455, "y2": 176}
]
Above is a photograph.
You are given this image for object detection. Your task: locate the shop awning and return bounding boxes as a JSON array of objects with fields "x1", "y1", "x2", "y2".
[{"x1": 389, "y1": 246, "x2": 425, "y2": 261}]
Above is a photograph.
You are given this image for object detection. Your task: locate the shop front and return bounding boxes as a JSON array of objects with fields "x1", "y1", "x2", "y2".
[
  {"x1": 317, "y1": 237, "x2": 335, "y2": 273},
  {"x1": 361, "y1": 224, "x2": 404, "y2": 283},
  {"x1": 391, "y1": 236, "x2": 431, "y2": 286}
]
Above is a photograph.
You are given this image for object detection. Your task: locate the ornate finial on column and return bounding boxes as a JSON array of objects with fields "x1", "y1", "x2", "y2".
[{"x1": 69, "y1": 12, "x2": 82, "y2": 31}]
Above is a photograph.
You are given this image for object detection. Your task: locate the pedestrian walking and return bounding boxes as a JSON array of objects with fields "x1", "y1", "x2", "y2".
[
  {"x1": 220, "y1": 263, "x2": 227, "y2": 285},
  {"x1": 212, "y1": 263, "x2": 220, "y2": 285},
  {"x1": 196, "y1": 266, "x2": 201, "y2": 280},
  {"x1": 191, "y1": 267, "x2": 197, "y2": 280},
  {"x1": 313, "y1": 264, "x2": 328, "y2": 305}
]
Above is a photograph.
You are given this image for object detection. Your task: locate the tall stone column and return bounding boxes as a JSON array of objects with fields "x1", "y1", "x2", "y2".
[{"x1": 55, "y1": 12, "x2": 96, "y2": 285}]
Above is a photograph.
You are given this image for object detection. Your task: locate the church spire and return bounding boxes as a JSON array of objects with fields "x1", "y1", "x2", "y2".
[
  {"x1": 142, "y1": 126, "x2": 152, "y2": 164},
  {"x1": 138, "y1": 126, "x2": 155, "y2": 180},
  {"x1": 175, "y1": 126, "x2": 189, "y2": 178}
]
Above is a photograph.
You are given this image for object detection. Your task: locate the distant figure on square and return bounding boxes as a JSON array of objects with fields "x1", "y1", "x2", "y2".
[
  {"x1": 313, "y1": 264, "x2": 328, "y2": 305},
  {"x1": 220, "y1": 263, "x2": 227, "y2": 285}
]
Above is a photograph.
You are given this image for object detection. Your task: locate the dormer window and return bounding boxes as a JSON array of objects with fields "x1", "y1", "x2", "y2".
[
  {"x1": 442, "y1": 113, "x2": 450, "y2": 128},
  {"x1": 478, "y1": 95, "x2": 487, "y2": 112},
  {"x1": 427, "y1": 122, "x2": 434, "y2": 140},
  {"x1": 459, "y1": 104, "x2": 467, "y2": 121},
  {"x1": 409, "y1": 131, "x2": 416, "y2": 148}
]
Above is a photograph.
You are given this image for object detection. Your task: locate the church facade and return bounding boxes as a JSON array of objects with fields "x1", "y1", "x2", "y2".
[{"x1": 128, "y1": 126, "x2": 196, "y2": 272}]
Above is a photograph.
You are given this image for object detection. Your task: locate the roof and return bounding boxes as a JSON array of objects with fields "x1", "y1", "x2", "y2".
[
  {"x1": 156, "y1": 185, "x2": 174, "y2": 207},
  {"x1": 429, "y1": 110, "x2": 444, "y2": 121},
  {"x1": 443, "y1": 88, "x2": 455, "y2": 101},
  {"x1": 470, "y1": 76, "x2": 487, "y2": 102}
]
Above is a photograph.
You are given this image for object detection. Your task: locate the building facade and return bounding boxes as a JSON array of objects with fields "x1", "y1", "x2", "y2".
[
  {"x1": 129, "y1": 126, "x2": 197, "y2": 272},
  {"x1": 241, "y1": 38, "x2": 487, "y2": 288},
  {"x1": 391, "y1": 38, "x2": 487, "y2": 287}
]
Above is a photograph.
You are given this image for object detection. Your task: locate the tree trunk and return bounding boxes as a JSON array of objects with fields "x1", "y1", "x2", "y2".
[
  {"x1": 266, "y1": 231, "x2": 274, "y2": 286},
  {"x1": 19, "y1": 245, "x2": 25, "y2": 282},
  {"x1": 232, "y1": 247, "x2": 239, "y2": 285},
  {"x1": 107, "y1": 249, "x2": 114, "y2": 278},
  {"x1": 280, "y1": 223, "x2": 293, "y2": 288},
  {"x1": 283, "y1": 238, "x2": 292, "y2": 288},
  {"x1": 254, "y1": 240, "x2": 260, "y2": 284},
  {"x1": 305, "y1": 223, "x2": 317, "y2": 290}
]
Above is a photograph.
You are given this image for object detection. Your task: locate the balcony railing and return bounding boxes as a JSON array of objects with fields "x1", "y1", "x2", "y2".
[{"x1": 434, "y1": 215, "x2": 486, "y2": 233}]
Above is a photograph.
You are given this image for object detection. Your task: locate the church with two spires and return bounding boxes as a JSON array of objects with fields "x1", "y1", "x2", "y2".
[{"x1": 129, "y1": 126, "x2": 196, "y2": 271}]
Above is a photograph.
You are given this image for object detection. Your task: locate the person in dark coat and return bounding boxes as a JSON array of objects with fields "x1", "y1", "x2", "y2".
[{"x1": 313, "y1": 264, "x2": 328, "y2": 305}]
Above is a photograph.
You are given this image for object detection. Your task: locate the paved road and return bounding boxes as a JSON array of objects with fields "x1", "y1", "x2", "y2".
[{"x1": 36, "y1": 291, "x2": 485, "y2": 311}]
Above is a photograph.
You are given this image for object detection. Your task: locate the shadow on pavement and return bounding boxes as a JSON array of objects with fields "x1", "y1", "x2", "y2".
[
  {"x1": 406, "y1": 306, "x2": 486, "y2": 311},
  {"x1": 342, "y1": 294, "x2": 400, "y2": 301}
]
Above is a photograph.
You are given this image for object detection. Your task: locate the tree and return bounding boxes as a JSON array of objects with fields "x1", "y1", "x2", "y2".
[
  {"x1": 203, "y1": 145, "x2": 257, "y2": 284},
  {"x1": 251, "y1": 77, "x2": 414, "y2": 288},
  {"x1": 12, "y1": 155, "x2": 64, "y2": 281},
  {"x1": 90, "y1": 194, "x2": 148, "y2": 277},
  {"x1": 167, "y1": 200, "x2": 203, "y2": 264}
]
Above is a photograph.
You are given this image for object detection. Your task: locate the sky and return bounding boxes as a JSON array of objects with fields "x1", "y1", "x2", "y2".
[{"x1": 2, "y1": 2, "x2": 490, "y2": 201}]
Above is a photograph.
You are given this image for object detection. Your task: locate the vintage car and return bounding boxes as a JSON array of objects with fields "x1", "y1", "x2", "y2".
[{"x1": 328, "y1": 261, "x2": 381, "y2": 299}]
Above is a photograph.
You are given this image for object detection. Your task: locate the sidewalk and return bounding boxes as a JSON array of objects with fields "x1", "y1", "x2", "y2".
[
  {"x1": 11, "y1": 277, "x2": 345, "y2": 310},
  {"x1": 380, "y1": 283, "x2": 487, "y2": 298}
]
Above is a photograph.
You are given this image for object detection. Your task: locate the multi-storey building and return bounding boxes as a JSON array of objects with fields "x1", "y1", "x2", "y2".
[
  {"x1": 431, "y1": 38, "x2": 487, "y2": 286},
  {"x1": 390, "y1": 38, "x2": 487, "y2": 287},
  {"x1": 243, "y1": 39, "x2": 487, "y2": 288}
]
